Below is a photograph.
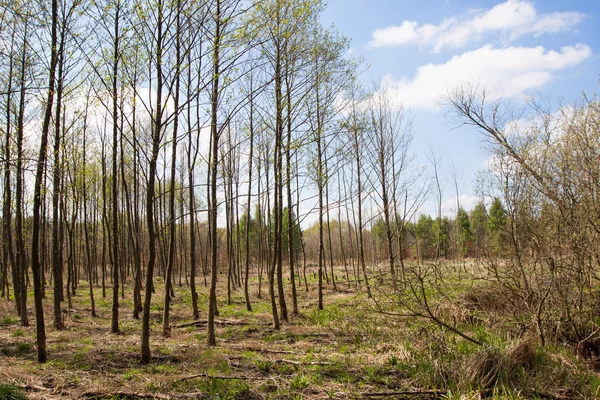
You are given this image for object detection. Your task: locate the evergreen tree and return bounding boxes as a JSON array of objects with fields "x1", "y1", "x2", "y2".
[
  {"x1": 456, "y1": 208, "x2": 471, "y2": 257},
  {"x1": 470, "y1": 202, "x2": 487, "y2": 259},
  {"x1": 487, "y1": 197, "x2": 507, "y2": 255}
]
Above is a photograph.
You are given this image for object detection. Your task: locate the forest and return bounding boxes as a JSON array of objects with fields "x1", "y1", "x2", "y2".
[{"x1": 1, "y1": 0, "x2": 600, "y2": 399}]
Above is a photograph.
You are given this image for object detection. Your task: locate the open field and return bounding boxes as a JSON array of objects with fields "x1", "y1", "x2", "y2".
[{"x1": 1, "y1": 264, "x2": 600, "y2": 399}]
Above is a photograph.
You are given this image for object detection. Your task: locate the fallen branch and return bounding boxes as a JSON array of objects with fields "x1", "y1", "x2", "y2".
[
  {"x1": 70, "y1": 318, "x2": 92, "y2": 324},
  {"x1": 152, "y1": 354, "x2": 179, "y2": 362},
  {"x1": 174, "y1": 373, "x2": 267, "y2": 382},
  {"x1": 232, "y1": 345, "x2": 295, "y2": 354},
  {"x1": 176, "y1": 319, "x2": 247, "y2": 328},
  {"x1": 274, "y1": 359, "x2": 333, "y2": 366},
  {"x1": 83, "y1": 390, "x2": 171, "y2": 399},
  {"x1": 300, "y1": 332, "x2": 334, "y2": 338},
  {"x1": 361, "y1": 390, "x2": 441, "y2": 397},
  {"x1": 1, "y1": 374, "x2": 48, "y2": 393}
]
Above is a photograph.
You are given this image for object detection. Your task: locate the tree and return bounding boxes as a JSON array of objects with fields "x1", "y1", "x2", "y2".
[
  {"x1": 14, "y1": 4, "x2": 31, "y2": 327},
  {"x1": 307, "y1": 26, "x2": 351, "y2": 309},
  {"x1": 344, "y1": 81, "x2": 371, "y2": 297},
  {"x1": 487, "y1": 197, "x2": 507, "y2": 255},
  {"x1": 470, "y1": 202, "x2": 487, "y2": 260},
  {"x1": 2, "y1": 11, "x2": 18, "y2": 314},
  {"x1": 415, "y1": 214, "x2": 434, "y2": 261},
  {"x1": 455, "y1": 208, "x2": 471, "y2": 258},
  {"x1": 51, "y1": 0, "x2": 84, "y2": 330},
  {"x1": 163, "y1": 0, "x2": 185, "y2": 338},
  {"x1": 281, "y1": 207, "x2": 303, "y2": 261},
  {"x1": 431, "y1": 217, "x2": 450, "y2": 258},
  {"x1": 141, "y1": 0, "x2": 166, "y2": 362},
  {"x1": 448, "y1": 85, "x2": 600, "y2": 346},
  {"x1": 30, "y1": 0, "x2": 60, "y2": 363},
  {"x1": 367, "y1": 83, "x2": 411, "y2": 278}
]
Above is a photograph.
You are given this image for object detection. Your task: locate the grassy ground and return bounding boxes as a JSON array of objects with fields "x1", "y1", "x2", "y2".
[{"x1": 1, "y1": 264, "x2": 599, "y2": 399}]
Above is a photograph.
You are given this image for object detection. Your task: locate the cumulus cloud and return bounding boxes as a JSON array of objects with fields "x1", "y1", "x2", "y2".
[
  {"x1": 380, "y1": 44, "x2": 591, "y2": 110},
  {"x1": 370, "y1": 0, "x2": 585, "y2": 52}
]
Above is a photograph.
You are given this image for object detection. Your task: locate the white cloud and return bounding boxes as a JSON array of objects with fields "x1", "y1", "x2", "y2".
[
  {"x1": 381, "y1": 44, "x2": 591, "y2": 110},
  {"x1": 370, "y1": 0, "x2": 585, "y2": 52}
]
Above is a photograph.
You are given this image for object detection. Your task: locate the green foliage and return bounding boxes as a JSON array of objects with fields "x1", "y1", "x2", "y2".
[
  {"x1": 123, "y1": 368, "x2": 143, "y2": 380},
  {"x1": 282, "y1": 207, "x2": 303, "y2": 258},
  {"x1": 363, "y1": 365, "x2": 386, "y2": 384},
  {"x1": 255, "y1": 359, "x2": 273, "y2": 374},
  {"x1": 372, "y1": 218, "x2": 386, "y2": 243},
  {"x1": 432, "y1": 217, "x2": 451, "y2": 258},
  {"x1": 11, "y1": 329, "x2": 24, "y2": 338},
  {"x1": 456, "y1": 208, "x2": 472, "y2": 257},
  {"x1": 415, "y1": 214, "x2": 434, "y2": 241},
  {"x1": 290, "y1": 374, "x2": 310, "y2": 391},
  {"x1": 487, "y1": 198, "x2": 507, "y2": 255},
  {"x1": 13, "y1": 342, "x2": 33, "y2": 355},
  {"x1": 470, "y1": 202, "x2": 487, "y2": 255},
  {"x1": 306, "y1": 304, "x2": 343, "y2": 326},
  {"x1": 237, "y1": 210, "x2": 256, "y2": 257},
  {"x1": 416, "y1": 214, "x2": 435, "y2": 258},
  {"x1": 0, "y1": 317, "x2": 19, "y2": 326},
  {"x1": 0, "y1": 384, "x2": 27, "y2": 400}
]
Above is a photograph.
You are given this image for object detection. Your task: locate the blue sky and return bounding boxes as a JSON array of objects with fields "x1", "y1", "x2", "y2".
[{"x1": 320, "y1": 0, "x2": 599, "y2": 215}]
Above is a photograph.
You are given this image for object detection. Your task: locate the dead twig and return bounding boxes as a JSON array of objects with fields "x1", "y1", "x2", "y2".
[
  {"x1": 82, "y1": 390, "x2": 171, "y2": 399},
  {"x1": 1, "y1": 373, "x2": 48, "y2": 393},
  {"x1": 174, "y1": 372, "x2": 267, "y2": 382},
  {"x1": 232, "y1": 345, "x2": 295, "y2": 354},
  {"x1": 273, "y1": 359, "x2": 333, "y2": 366},
  {"x1": 361, "y1": 389, "x2": 442, "y2": 398},
  {"x1": 175, "y1": 319, "x2": 247, "y2": 328}
]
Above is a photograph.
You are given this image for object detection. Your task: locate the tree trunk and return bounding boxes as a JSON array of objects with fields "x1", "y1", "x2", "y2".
[
  {"x1": 30, "y1": 0, "x2": 59, "y2": 362},
  {"x1": 141, "y1": 0, "x2": 164, "y2": 363},
  {"x1": 207, "y1": 0, "x2": 222, "y2": 346}
]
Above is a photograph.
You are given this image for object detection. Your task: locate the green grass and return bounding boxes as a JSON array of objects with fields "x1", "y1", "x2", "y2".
[
  {"x1": 1, "y1": 264, "x2": 600, "y2": 399},
  {"x1": 171, "y1": 377, "x2": 250, "y2": 400},
  {"x1": 10, "y1": 329, "x2": 25, "y2": 338},
  {"x1": 0, "y1": 317, "x2": 19, "y2": 326},
  {"x1": 123, "y1": 368, "x2": 143, "y2": 380},
  {"x1": 255, "y1": 359, "x2": 273, "y2": 374},
  {"x1": 0, "y1": 384, "x2": 27, "y2": 400},
  {"x1": 290, "y1": 374, "x2": 310, "y2": 391}
]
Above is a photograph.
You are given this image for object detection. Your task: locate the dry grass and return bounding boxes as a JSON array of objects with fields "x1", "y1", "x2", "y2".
[{"x1": 0, "y1": 264, "x2": 598, "y2": 399}]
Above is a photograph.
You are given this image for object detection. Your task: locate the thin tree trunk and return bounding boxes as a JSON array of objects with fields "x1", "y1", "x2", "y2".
[
  {"x1": 163, "y1": 0, "x2": 182, "y2": 337},
  {"x1": 187, "y1": 47, "x2": 201, "y2": 320},
  {"x1": 207, "y1": 0, "x2": 222, "y2": 346},
  {"x1": 110, "y1": 2, "x2": 122, "y2": 335},
  {"x1": 325, "y1": 153, "x2": 337, "y2": 291},
  {"x1": 354, "y1": 121, "x2": 371, "y2": 297},
  {"x1": 285, "y1": 85, "x2": 298, "y2": 315},
  {"x1": 3, "y1": 29, "x2": 18, "y2": 314},
  {"x1": 141, "y1": 0, "x2": 164, "y2": 363},
  {"x1": 52, "y1": 18, "x2": 67, "y2": 329},
  {"x1": 30, "y1": 0, "x2": 59, "y2": 362},
  {"x1": 82, "y1": 93, "x2": 96, "y2": 318},
  {"x1": 244, "y1": 80, "x2": 255, "y2": 312},
  {"x1": 15, "y1": 18, "x2": 30, "y2": 327}
]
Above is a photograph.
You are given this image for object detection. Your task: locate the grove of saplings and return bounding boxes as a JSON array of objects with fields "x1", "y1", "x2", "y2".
[{"x1": 1, "y1": 0, "x2": 600, "y2": 396}]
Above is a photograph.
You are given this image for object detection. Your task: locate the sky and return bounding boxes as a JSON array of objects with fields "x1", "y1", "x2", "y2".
[{"x1": 319, "y1": 0, "x2": 600, "y2": 217}]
